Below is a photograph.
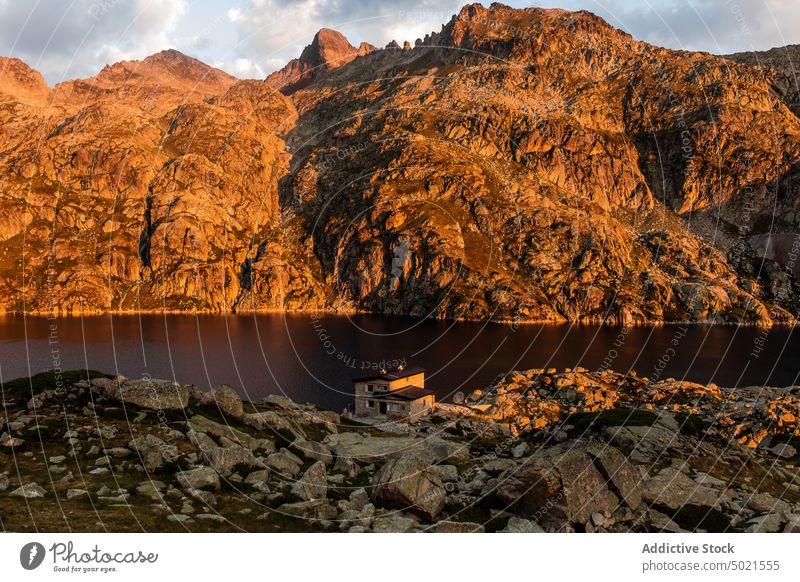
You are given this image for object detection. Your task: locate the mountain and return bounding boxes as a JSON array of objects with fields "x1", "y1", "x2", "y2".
[
  {"x1": 266, "y1": 29, "x2": 376, "y2": 95},
  {"x1": 0, "y1": 3, "x2": 799, "y2": 323}
]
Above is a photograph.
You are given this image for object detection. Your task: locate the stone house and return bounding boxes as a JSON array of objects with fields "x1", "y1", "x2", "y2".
[{"x1": 353, "y1": 366, "x2": 435, "y2": 420}]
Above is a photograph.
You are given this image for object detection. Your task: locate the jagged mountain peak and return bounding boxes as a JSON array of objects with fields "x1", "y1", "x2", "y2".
[{"x1": 266, "y1": 28, "x2": 376, "y2": 95}]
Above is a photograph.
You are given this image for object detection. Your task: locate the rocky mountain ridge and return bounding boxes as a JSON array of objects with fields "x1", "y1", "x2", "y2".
[{"x1": 1, "y1": 3, "x2": 800, "y2": 323}]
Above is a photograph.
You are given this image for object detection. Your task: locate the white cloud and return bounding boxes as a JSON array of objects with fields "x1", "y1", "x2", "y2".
[
  {"x1": 226, "y1": 0, "x2": 464, "y2": 75},
  {"x1": 0, "y1": 0, "x2": 188, "y2": 84}
]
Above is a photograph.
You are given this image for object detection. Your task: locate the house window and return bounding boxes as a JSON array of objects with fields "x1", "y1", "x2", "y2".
[
  {"x1": 365, "y1": 384, "x2": 374, "y2": 393},
  {"x1": 366, "y1": 400, "x2": 374, "y2": 408},
  {"x1": 388, "y1": 403, "x2": 402, "y2": 412}
]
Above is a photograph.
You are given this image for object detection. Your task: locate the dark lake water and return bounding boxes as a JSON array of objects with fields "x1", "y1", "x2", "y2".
[{"x1": 1, "y1": 314, "x2": 799, "y2": 411}]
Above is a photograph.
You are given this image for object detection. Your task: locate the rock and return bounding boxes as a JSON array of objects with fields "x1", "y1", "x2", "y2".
[
  {"x1": 371, "y1": 515, "x2": 417, "y2": 533},
  {"x1": 586, "y1": 443, "x2": 642, "y2": 509},
  {"x1": 641, "y1": 468, "x2": 721, "y2": 510},
  {"x1": 349, "y1": 488, "x2": 369, "y2": 511},
  {"x1": 128, "y1": 434, "x2": 179, "y2": 472},
  {"x1": 290, "y1": 438, "x2": 333, "y2": 465},
  {"x1": 277, "y1": 499, "x2": 337, "y2": 520},
  {"x1": 496, "y1": 447, "x2": 617, "y2": 527},
  {"x1": 783, "y1": 514, "x2": 800, "y2": 533},
  {"x1": 167, "y1": 514, "x2": 193, "y2": 524},
  {"x1": 770, "y1": 443, "x2": 797, "y2": 459},
  {"x1": 501, "y1": 516, "x2": 545, "y2": 533},
  {"x1": 647, "y1": 509, "x2": 685, "y2": 533},
  {"x1": 10, "y1": 483, "x2": 47, "y2": 498},
  {"x1": 371, "y1": 453, "x2": 446, "y2": 521},
  {"x1": 109, "y1": 378, "x2": 199, "y2": 411},
  {"x1": 744, "y1": 492, "x2": 792, "y2": 515},
  {"x1": 189, "y1": 415, "x2": 274, "y2": 452},
  {"x1": 453, "y1": 391, "x2": 465, "y2": 405},
  {"x1": 200, "y1": 385, "x2": 244, "y2": 419},
  {"x1": 244, "y1": 470, "x2": 270, "y2": 485},
  {"x1": 177, "y1": 467, "x2": 220, "y2": 491},
  {"x1": 101, "y1": 447, "x2": 131, "y2": 458},
  {"x1": 135, "y1": 481, "x2": 166, "y2": 501},
  {"x1": 745, "y1": 513, "x2": 784, "y2": 533},
  {"x1": 205, "y1": 445, "x2": 263, "y2": 477},
  {"x1": 290, "y1": 461, "x2": 328, "y2": 501},
  {"x1": 429, "y1": 521, "x2": 484, "y2": 533},
  {"x1": 265, "y1": 450, "x2": 303, "y2": 476},
  {"x1": 512, "y1": 442, "x2": 530, "y2": 459},
  {"x1": 430, "y1": 464, "x2": 458, "y2": 482},
  {"x1": 66, "y1": 489, "x2": 89, "y2": 500}
]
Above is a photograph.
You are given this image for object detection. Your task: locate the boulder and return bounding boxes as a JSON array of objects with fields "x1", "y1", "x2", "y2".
[
  {"x1": 128, "y1": 434, "x2": 180, "y2": 472},
  {"x1": 277, "y1": 499, "x2": 337, "y2": 520},
  {"x1": 744, "y1": 492, "x2": 792, "y2": 515},
  {"x1": 205, "y1": 445, "x2": 264, "y2": 477},
  {"x1": 189, "y1": 415, "x2": 274, "y2": 452},
  {"x1": 66, "y1": 489, "x2": 89, "y2": 500},
  {"x1": 496, "y1": 447, "x2": 618, "y2": 527},
  {"x1": 177, "y1": 467, "x2": 220, "y2": 491},
  {"x1": 200, "y1": 385, "x2": 244, "y2": 419},
  {"x1": 108, "y1": 378, "x2": 199, "y2": 411},
  {"x1": 371, "y1": 453, "x2": 446, "y2": 521},
  {"x1": 585, "y1": 443, "x2": 642, "y2": 509},
  {"x1": 371, "y1": 515, "x2": 417, "y2": 533},
  {"x1": 265, "y1": 450, "x2": 303, "y2": 476},
  {"x1": 770, "y1": 443, "x2": 797, "y2": 459},
  {"x1": 429, "y1": 521, "x2": 484, "y2": 533},
  {"x1": 641, "y1": 468, "x2": 722, "y2": 510},
  {"x1": 290, "y1": 438, "x2": 333, "y2": 465},
  {"x1": 290, "y1": 461, "x2": 328, "y2": 501},
  {"x1": 500, "y1": 516, "x2": 544, "y2": 533},
  {"x1": 10, "y1": 483, "x2": 47, "y2": 498}
]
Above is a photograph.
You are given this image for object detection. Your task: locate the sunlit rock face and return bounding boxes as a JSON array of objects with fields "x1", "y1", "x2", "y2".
[{"x1": 1, "y1": 3, "x2": 799, "y2": 322}]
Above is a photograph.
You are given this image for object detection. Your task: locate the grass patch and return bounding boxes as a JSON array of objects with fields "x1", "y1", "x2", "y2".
[
  {"x1": 675, "y1": 412, "x2": 709, "y2": 437},
  {"x1": 1, "y1": 369, "x2": 110, "y2": 401},
  {"x1": 566, "y1": 408, "x2": 660, "y2": 433}
]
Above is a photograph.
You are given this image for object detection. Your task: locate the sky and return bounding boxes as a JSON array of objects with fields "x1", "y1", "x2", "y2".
[{"x1": 1, "y1": 0, "x2": 800, "y2": 85}]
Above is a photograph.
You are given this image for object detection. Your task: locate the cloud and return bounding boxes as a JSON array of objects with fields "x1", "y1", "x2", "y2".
[
  {"x1": 0, "y1": 0, "x2": 188, "y2": 84},
  {"x1": 226, "y1": 0, "x2": 464, "y2": 75},
  {"x1": 532, "y1": 0, "x2": 800, "y2": 54}
]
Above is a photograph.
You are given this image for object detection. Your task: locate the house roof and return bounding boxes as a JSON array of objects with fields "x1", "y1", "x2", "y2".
[
  {"x1": 365, "y1": 386, "x2": 436, "y2": 401},
  {"x1": 352, "y1": 365, "x2": 426, "y2": 383}
]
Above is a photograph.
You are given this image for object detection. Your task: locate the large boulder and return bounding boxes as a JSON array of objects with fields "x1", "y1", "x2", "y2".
[
  {"x1": 496, "y1": 447, "x2": 618, "y2": 528},
  {"x1": 641, "y1": 468, "x2": 722, "y2": 510},
  {"x1": 200, "y1": 385, "x2": 244, "y2": 419},
  {"x1": 585, "y1": 443, "x2": 642, "y2": 509},
  {"x1": 371, "y1": 453, "x2": 446, "y2": 521},
  {"x1": 291, "y1": 461, "x2": 328, "y2": 501},
  {"x1": 107, "y1": 378, "x2": 199, "y2": 411},
  {"x1": 128, "y1": 434, "x2": 180, "y2": 472},
  {"x1": 188, "y1": 415, "x2": 274, "y2": 452}
]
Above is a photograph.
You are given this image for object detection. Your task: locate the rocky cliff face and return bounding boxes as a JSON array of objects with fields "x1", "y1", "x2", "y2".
[{"x1": 1, "y1": 3, "x2": 799, "y2": 322}]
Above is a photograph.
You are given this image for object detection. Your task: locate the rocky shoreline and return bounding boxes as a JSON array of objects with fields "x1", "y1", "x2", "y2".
[{"x1": 1, "y1": 369, "x2": 799, "y2": 533}]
